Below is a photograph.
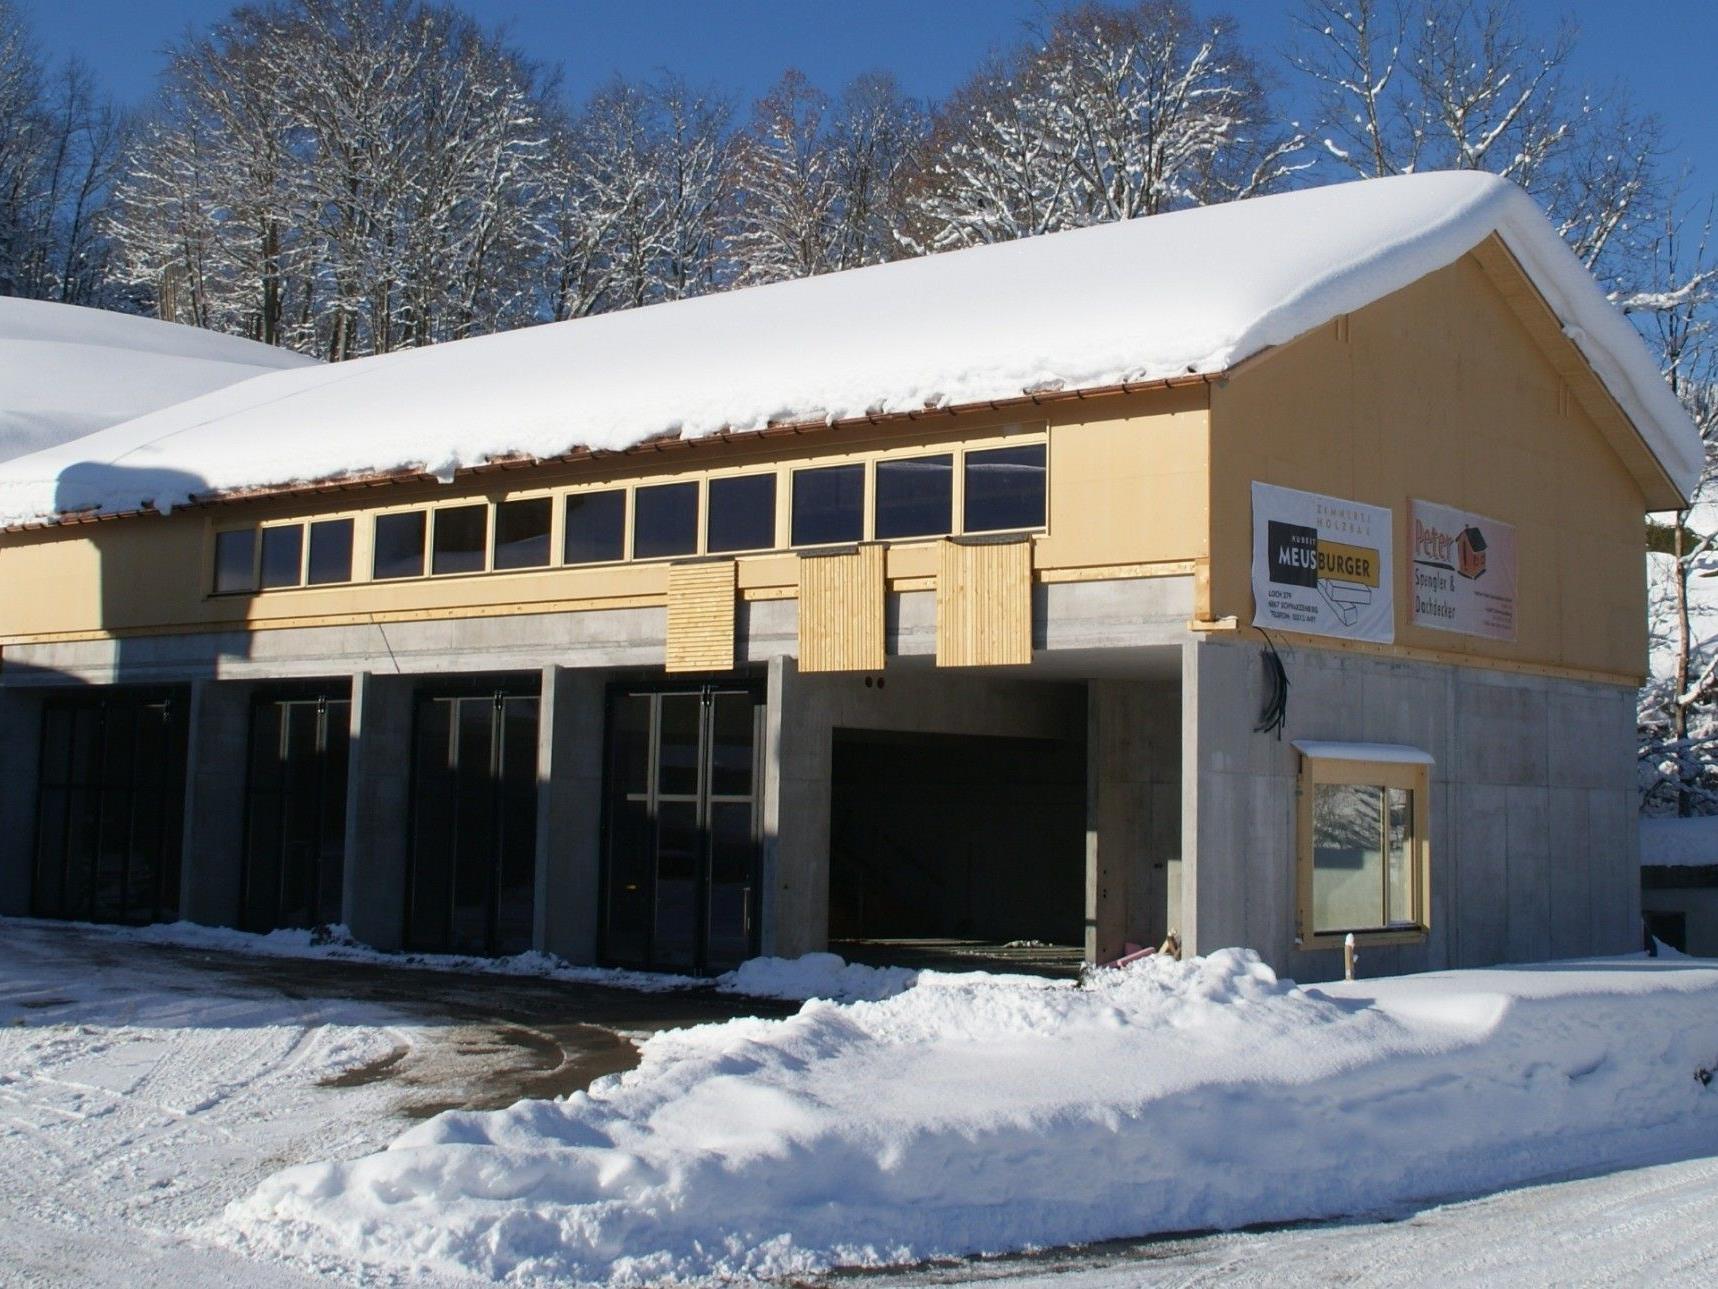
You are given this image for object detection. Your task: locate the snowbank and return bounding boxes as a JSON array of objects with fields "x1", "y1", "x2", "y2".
[
  {"x1": 0, "y1": 297, "x2": 313, "y2": 464},
  {"x1": 1641, "y1": 815, "x2": 1718, "y2": 868},
  {"x1": 221, "y1": 949, "x2": 1718, "y2": 1284},
  {"x1": 0, "y1": 172, "x2": 1699, "y2": 526}
]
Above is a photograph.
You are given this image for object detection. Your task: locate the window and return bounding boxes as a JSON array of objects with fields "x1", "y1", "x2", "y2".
[
  {"x1": 493, "y1": 497, "x2": 552, "y2": 570},
  {"x1": 307, "y1": 519, "x2": 354, "y2": 585},
  {"x1": 565, "y1": 490, "x2": 624, "y2": 565},
  {"x1": 964, "y1": 443, "x2": 1046, "y2": 533},
  {"x1": 875, "y1": 454, "x2": 952, "y2": 540},
  {"x1": 259, "y1": 525, "x2": 303, "y2": 589},
  {"x1": 213, "y1": 528, "x2": 256, "y2": 594},
  {"x1": 1295, "y1": 743, "x2": 1430, "y2": 947},
  {"x1": 792, "y1": 463, "x2": 864, "y2": 546},
  {"x1": 707, "y1": 474, "x2": 776, "y2": 553},
  {"x1": 432, "y1": 504, "x2": 487, "y2": 575},
  {"x1": 634, "y1": 481, "x2": 698, "y2": 559},
  {"x1": 373, "y1": 511, "x2": 426, "y2": 580}
]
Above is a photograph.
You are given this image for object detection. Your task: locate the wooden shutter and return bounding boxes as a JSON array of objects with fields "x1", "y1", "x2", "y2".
[
  {"x1": 665, "y1": 560, "x2": 736, "y2": 673},
  {"x1": 937, "y1": 536, "x2": 1032, "y2": 667},
  {"x1": 797, "y1": 544, "x2": 885, "y2": 672}
]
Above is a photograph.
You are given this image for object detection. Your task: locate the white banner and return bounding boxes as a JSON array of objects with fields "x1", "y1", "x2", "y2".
[
  {"x1": 1251, "y1": 482, "x2": 1394, "y2": 643},
  {"x1": 1410, "y1": 499, "x2": 1517, "y2": 640}
]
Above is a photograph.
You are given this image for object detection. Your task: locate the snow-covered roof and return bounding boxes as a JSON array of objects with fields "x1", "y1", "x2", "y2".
[
  {"x1": 1640, "y1": 815, "x2": 1718, "y2": 869},
  {"x1": 0, "y1": 297, "x2": 315, "y2": 467},
  {"x1": 0, "y1": 171, "x2": 1700, "y2": 529}
]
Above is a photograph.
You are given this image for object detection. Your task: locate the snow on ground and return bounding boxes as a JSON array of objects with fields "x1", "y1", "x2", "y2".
[
  {"x1": 0, "y1": 296, "x2": 313, "y2": 465},
  {"x1": 1641, "y1": 814, "x2": 1718, "y2": 866},
  {"x1": 861, "y1": 1151, "x2": 1718, "y2": 1287},
  {"x1": 0, "y1": 919, "x2": 462, "y2": 1287},
  {"x1": 48, "y1": 916, "x2": 925, "y2": 1004},
  {"x1": 0, "y1": 171, "x2": 1698, "y2": 527},
  {"x1": 220, "y1": 948, "x2": 1718, "y2": 1286}
]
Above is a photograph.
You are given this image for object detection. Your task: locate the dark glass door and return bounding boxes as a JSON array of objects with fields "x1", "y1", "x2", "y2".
[
  {"x1": 406, "y1": 686, "x2": 538, "y2": 956},
  {"x1": 602, "y1": 684, "x2": 762, "y2": 972},
  {"x1": 242, "y1": 695, "x2": 350, "y2": 932},
  {"x1": 33, "y1": 692, "x2": 187, "y2": 925}
]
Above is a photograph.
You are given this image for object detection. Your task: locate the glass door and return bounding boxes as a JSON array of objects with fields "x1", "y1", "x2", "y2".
[
  {"x1": 242, "y1": 694, "x2": 350, "y2": 932},
  {"x1": 406, "y1": 685, "x2": 539, "y2": 956},
  {"x1": 602, "y1": 684, "x2": 762, "y2": 973}
]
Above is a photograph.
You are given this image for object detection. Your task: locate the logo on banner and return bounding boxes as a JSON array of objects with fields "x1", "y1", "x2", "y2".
[
  {"x1": 1410, "y1": 500, "x2": 1516, "y2": 640},
  {"x1": 1252, "y1": 483, "x2": 1394, "y2": 643}
]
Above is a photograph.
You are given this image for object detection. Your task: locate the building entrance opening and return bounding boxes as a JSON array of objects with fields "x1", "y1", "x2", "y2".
[
  {"x1": 406, "y1": 680, "x2": 539, "y2": 956},
  {"x1": 241, "y1": 691, "x2": 350, "y2": 933},
  {"x1": 32, "y1": 689, "x2": 188, "y2": 925},
  {"x1": 828, "y1": 728, "x2": 1085, "y2": 974},
  {"x1": 601, "y1": 683, "x2": 763, "y2": 974}
]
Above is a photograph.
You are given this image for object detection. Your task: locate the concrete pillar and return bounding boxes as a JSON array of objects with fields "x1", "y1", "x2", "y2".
[
  {"x1": 534, "y1": 666, "x2": 606, "y2": 962},
  {"x1": 0, "y1": 688, "x2": 44, "y2": 916},
  {"x1": 1179, "y1": 639, "x2": 1257, "y2": 959},
  {"x1": 1084, "y1": 679, "x2": 1179, "y2": 964},
  {"x1": 342, "y1": 671, "x2": 415, "y2": 950},
  {"x1": 762, "y1": 655, "x2": 832, "y2": 958},
  {"x1": 179, "y1": 678, "x2": 254, "y2": 926}
]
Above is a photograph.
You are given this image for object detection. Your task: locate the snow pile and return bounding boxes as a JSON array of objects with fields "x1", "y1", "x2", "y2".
[
  {"x1": 221, "y1": 949, "x2": 1718, "y2": 1284},
  {"x1": 716, "y1": 951, "x2": 922, "y2": 1002},
  {"x1": 1641, "y1": 815, "x2": 1718, "y2": 868},
  {"x1": 0, "y1": 172, "x2": 1699, "y2": 527},
  {"x1": 0, "y1": 297, "x2": 313, "y2": 464}
]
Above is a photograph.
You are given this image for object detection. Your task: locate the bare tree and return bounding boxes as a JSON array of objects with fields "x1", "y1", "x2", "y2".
[
  {"x1": 908, "y1": 1, "x2": 1304, "y2": 251},
  {"x1": 0, "y1": 2, "x2": 124, "y2": 304}
]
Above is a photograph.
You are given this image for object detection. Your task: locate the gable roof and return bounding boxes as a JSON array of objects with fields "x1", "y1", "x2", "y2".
[
  {"x1": 0, "y1": 297, "x2": 315, "y2": 467},
  {"x1": 0, "y1": 171, "x2": 1700, "y2": 529}
]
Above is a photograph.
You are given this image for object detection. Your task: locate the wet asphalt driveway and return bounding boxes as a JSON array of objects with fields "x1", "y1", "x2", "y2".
[{"x1": 102, "y1": 932, "x2": 798, "y2": 1119}]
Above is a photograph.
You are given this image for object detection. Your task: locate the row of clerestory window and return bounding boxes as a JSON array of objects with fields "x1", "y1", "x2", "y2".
[{"x1": 213, "y1": 441, "x2": 1046, "y2": 594}]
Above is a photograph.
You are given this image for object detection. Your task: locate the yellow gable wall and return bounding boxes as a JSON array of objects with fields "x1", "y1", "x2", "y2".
[
  {"x1": 0, "y1": 388, "x2": 1210, "y2": 643},
  {"x1": 1208, "y1": 248, "x2": 1650, "y2": 682}
]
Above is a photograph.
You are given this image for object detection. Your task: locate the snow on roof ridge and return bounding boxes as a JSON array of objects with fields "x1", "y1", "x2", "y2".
[{"x1": 0, "y1": 172, "x2": 1700, "y2": 528}]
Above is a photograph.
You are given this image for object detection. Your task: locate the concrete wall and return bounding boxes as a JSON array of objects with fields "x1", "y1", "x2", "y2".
[
  {"x1": 1182, "y1": 635, "x2": 1639, "y2": 982},
  {"x1": 179, "y1": 678, "x2": 255, "y2": 926},
  {"x1": 1086, "y1": 679, "x2": 1180, "y2": 963}
]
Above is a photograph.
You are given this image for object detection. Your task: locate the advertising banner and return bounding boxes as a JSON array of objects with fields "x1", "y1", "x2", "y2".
[
  {"x1": 1251, "y1": 482, "x2": 1394, "y2": 643},
  {"x1": 1409, "y1": 499, "x2": 1517, "y2": 640}
]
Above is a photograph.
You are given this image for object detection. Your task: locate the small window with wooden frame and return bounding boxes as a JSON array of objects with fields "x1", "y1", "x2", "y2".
[{"x1": 1294, "y1": 742, "x2": 1431, "y2": 949}]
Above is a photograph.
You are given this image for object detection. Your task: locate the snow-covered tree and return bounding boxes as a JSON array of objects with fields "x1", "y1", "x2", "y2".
[
  {"x1": 543, "y1": 75, "x2": 735, "y2": 318},
  {"x1": 108, "y1": 0, "x2": 555, "y2": 358},
  {"x1": 1290, "y1": 0, "x2": 1669, "y2": 296},
  {"x1": 729, "y1": 70, "x2": 925, "y2": 285},
  {"x1": 1638, "y1": 203, "x2": 1718, "y2": 814},
  {"x1": 907, "y1": 1, "x2": 1304, "y2": 251}
]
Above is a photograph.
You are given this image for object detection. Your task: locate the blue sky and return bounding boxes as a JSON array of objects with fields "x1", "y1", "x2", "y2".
[{"x1": 19, "y1": 0, "x2": 1718, "y2": 196}]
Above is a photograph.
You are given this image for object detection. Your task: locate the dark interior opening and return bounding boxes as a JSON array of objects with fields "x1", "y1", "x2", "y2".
[
  {"x1": 828, "y1": 727, "x2": 1084, "y2": 971},
  {"x1": 32, "y1": 688, "x2": 189, "y2": 926}
]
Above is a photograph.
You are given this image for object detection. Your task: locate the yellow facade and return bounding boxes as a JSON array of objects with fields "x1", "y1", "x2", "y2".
[{"x1": 0, "y1": 245, "x2": 1658, "y2": 684}]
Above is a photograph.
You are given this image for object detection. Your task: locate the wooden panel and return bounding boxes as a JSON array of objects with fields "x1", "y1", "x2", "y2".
[
  {"x1": 1208, "y1": 250, "x2": 1651, "y2": 682},
  {"x1": 665, "y1": 560, "x2": 736, "y2": 673},
  {"x1": 797, "y1": 544, "x2": 884, "y2": 672},
  {"x1": 937, "y1": 537, "x2": 1032, "y2": 667}
]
